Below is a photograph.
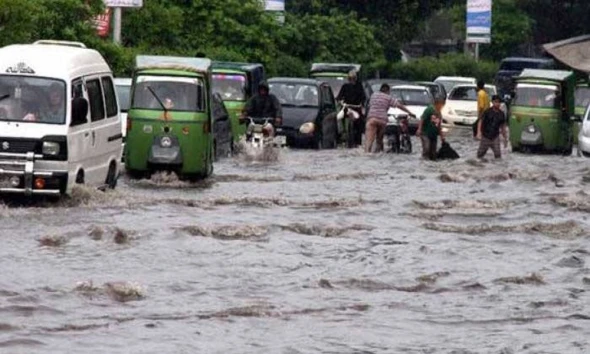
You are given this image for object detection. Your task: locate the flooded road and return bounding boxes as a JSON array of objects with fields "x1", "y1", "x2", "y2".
[{"x1": 1, "y1": 128, "x2": 589, "y2": 353}]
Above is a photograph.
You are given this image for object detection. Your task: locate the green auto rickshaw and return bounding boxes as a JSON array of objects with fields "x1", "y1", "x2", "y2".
[
  {"x1": 125, "y1": 55, "x2": 214, "y2": 180},
  {"x1": 574, "y1": 81, "x2": 590, "y2": 145},
  {"x1": 212, "y1": 62, "x2": 265, "y2": 143},
  {"x1": 509, "y1": 69, "x2": 577, "y2": 154},
  {"x1": 309, "y1": 63, "x2": 362, "y2": 99}
]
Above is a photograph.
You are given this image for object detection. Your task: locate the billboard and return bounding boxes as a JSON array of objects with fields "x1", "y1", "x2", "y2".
[
  {"x1": 265, "y1": 0, "x2": 285, "y2": 12},
  {"x1": 94, "y1": 8, "x2": 112, "y2": 37},
  {"x1": 104, "y1": 0, "x2": 143, "y2": 7},
  {"x1": 466, "y1": 0, "x2": 491, "y2": 43}
]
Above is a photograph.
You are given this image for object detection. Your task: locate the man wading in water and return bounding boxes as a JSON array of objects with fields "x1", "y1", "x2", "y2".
[
  {"x1": 417, "y1": 95, "x2": 445, "y2": 160},
  {"x1": 476, "y1": 95, "x2": 508, "y2": 159}
]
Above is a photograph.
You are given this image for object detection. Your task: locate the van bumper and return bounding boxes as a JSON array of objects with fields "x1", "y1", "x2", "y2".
[{"x1": 0, "y1": 152, "x2": 68, "y2": 196}]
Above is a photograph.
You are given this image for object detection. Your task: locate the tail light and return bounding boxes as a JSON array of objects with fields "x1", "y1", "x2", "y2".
[
  {"x1": 203, "y1": 121, "x2": 210, "y2": 134},
  {"x1": 126, "y1": 117, "x2": 132, "y2": 132}
]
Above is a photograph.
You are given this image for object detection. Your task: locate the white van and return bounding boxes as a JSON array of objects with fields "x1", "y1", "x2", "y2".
[{"x1": 0, "y1": 40, "x2": 122, "y2": 196}]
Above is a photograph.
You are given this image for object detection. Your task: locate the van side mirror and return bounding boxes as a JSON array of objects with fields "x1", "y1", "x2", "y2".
[{"x1": 71, "y1": 97, "x2": 88, "y2": 127}]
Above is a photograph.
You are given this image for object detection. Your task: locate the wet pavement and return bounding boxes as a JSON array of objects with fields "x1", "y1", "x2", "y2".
[{"x1": 0, "y1": 128, "x2": 589, "y2": 353}]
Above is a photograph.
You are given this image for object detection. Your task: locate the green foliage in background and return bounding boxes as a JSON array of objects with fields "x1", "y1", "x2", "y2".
[{"x1": 389, "y1": 54, "x2": 498, "y2": 82}]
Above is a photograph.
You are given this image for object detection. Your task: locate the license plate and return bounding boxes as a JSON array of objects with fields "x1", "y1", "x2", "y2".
[
  {"x1": 0, "y1": 176, "x2": 13, "y2": 188},
  {"x1": 275, "y1": 135, "x2": 286, "y2": 146}
]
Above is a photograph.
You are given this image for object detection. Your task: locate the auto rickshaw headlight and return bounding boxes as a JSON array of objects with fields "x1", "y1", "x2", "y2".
[
  {"x1": 299, "y1": 122, "x2": 315, "y2": 134},
  {"x1": 160, "y1": 136, "x2": 172, "y2": 148},
  {"x1": 42, "y1": 141, "x2": 60, "y2": 156}
]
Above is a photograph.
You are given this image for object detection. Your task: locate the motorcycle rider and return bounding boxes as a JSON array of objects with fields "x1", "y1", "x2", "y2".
[
  {"x1": 241, "y1": 81, "x2": 282, "y2": 138},
  {"x1": 336, "y1": 70, "x2": 366, "y2": 146}
]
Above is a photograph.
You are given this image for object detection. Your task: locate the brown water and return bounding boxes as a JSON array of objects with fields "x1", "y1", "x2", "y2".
[{"x1": 1, "y1": 129, "x2": 589, "y2": 353}]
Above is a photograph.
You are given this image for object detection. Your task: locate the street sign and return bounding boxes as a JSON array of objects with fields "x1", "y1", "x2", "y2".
[
  {"x1": 466, "y1": 0, "x2": 492, "y2": 44},
  {"x1": 104, "y1": 0, "x2": 143, "y2": 7},
  {"x1": 265, "y1": 0, "x2": 285, "y2": 11}
]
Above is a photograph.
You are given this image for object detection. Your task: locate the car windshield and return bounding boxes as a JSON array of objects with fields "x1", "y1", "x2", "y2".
[
  {"x1": 0, "y1": 76, "x2": 66, "y2": 124},
  {"x1": 391, "y1": 89, "x2": 432, "y2": 106},
  {"x1": 449, "y1": 87, "x2": 478, "y2": 101},
  {"x1": 436, "y1": 80, "x2": 472, "y2": 93},
  {"x1": 212, "y1": 74, "x2": 246, "y2": 101},
  {"x1": 514, "y1": 85, "x2": 559, "y2": 108},
  {"x1": 115, "y1": 84, "x2": 131, "y2": 112},
  {"x1": 314, "y1": 76, "x2": 346, "y2": 97},
  {"x1": 575, "y1": 87, "x2": 590, "y2": 108},
  {"x1": 132, "y1": 75, "x2": 204, "y2": 111},
  {"x1": 269, "y1": 83, "x2": 319, "y2": 107}
]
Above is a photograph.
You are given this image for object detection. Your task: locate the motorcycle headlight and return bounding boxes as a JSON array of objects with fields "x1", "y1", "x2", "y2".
[
  {"x1": 42, "y1": 141, "x2": 60, "y2": 156},
  {"x1": 527, "y1": 125, "x2": 536, "y2": 134},
  {"x1": 160, "y1": 136, "x2": 172, "y2": 148},
  {"x1": 299, "y1": 122, "x2": 315, "y2": 134}
]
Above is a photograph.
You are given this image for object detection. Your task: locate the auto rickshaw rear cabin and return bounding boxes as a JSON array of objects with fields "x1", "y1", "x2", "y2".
[
  {"x1": 509, "y1": 69, "x2": 576, "y2": 154},
  {"x1": 211, "y1": 62, "x2": 264, "y2": 142},
  {"x1": 125, "y1": 55, "x2": 213, "y2": 179}
]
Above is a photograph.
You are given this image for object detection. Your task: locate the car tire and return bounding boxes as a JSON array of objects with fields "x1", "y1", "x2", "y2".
[{"x1": 105, "y1": 162, "x2": 118, "y2": 190}]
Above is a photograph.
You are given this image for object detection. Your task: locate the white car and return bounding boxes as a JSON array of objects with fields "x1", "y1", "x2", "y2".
[
  {"x1": 442, "y1": 84, "x2": 497, "y2": 126},
  {"x1": 434, "y1": 76, "x2": 477, "y2": 95},
  {"x1": 114, "y1": 78, "x2": 131, "y2": 143},
  {"x1": 387, "y1": 85, "x2": 433, "y2": 133},
  {"x1": 0, "y1": 40, "x2": 122, "y2": 196},
  {"x1": 578, "y1": 104, "x2": 590, "y2": 157}
]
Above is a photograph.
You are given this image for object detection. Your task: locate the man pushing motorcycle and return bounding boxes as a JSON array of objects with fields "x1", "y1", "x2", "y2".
[{"x1": 336, "y1": 70, "x2": 366, "y2": 147}]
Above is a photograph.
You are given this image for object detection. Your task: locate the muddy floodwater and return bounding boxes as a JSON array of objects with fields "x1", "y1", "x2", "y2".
[{"x1": 1, "y1": 128, "x2": 590, "y2": 354}]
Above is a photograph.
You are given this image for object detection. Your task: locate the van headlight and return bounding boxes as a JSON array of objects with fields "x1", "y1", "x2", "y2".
[
  {"x1": 160, "y1": 136, "x2": 172, "y2": 148},
  {"x1": 299, "y1": 122, "x2": 315, "y2": 134},
  {"x1": 42, "y1": 141, "x2": 60, "y2": 156}
]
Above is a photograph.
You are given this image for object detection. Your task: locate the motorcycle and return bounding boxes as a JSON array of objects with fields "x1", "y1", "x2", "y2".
[
  {"x1": 245, "y1": 117, "x2": 275, "y2": 149},
  {"x1": 337, "y1": 103, "x2": 363, "y2": 148},
  {"x1": 387, "y1": 115, "x2": 412, "y2": 154}
]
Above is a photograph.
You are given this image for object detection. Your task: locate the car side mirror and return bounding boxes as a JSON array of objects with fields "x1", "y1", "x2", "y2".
[{"x1": 70, "y1": 97, "x2": 88, "y2": 127}]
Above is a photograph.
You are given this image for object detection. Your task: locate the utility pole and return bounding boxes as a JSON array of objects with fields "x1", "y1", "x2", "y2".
[{"x1": 113, "y1": 7, "x2": 122, "y2": 44}]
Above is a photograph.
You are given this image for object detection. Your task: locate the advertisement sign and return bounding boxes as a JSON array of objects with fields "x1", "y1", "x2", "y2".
[
  {"x1": 265, "y1": 0, "x2": 285, "y2": 12},
  {"x1": 466, "y1": 0, "x2": 492, "y2": 43},
  {"x1": 104, "y1": 0, "x2": 143, "y2": 7},
  {"x1": 94, "y1": 8, "x2": 112, "y2": 37}
]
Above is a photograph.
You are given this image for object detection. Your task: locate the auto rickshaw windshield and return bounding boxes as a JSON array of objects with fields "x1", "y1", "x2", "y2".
[
  {"x1": 212, "y1": 74, "x2": 246, "y2": 101},
  {"x1": 132, "y1": 75, "x2": 204, "y2": 112},
  {"x1": 514, "y1": 84, "x2": 560, "y2": 108}
]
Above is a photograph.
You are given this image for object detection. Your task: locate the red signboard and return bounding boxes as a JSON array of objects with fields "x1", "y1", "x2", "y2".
[{"x1": 94, "y1": 8, "x2": 112, "y2": 37}]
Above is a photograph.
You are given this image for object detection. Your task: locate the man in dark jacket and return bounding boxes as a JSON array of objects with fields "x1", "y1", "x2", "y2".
[
  {"x1": 476, "y1": 95, "x2": 508, "y2": 159},
  {"x1": 336, "y1": 70, "x2": 366, "y2": 146},
  {"x1": 241, "y1": 81, "x2": 282, "y2": 127}
]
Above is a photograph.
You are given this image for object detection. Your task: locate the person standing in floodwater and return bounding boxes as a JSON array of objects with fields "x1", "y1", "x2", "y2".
[
  {"x1": 473, "y1": 80, "x2": 490, "y2": 137},
  {"x1": 417, "y1": 95, "x2": 445, "y2": 160},
  {"x1": 476, "y1": 95, "x2": 508, "y2": 159}
]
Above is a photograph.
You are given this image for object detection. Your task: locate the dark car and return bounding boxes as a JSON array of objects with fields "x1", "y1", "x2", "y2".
[
  {"x1": 415, "y1": 81, "x2": 447, "y2": 99},
  {"x1": 364, "y1": 78, "x2": 412, "y2": 97},
  {"x1": 494, "y1": 57, "x2": 554, "y2": 98},
  {"x1": 211, "y1": 92, "x2": 233, "y2": 159},
  {"x1": 269, "y1": 78, "x2": 338, "y2": 149}
]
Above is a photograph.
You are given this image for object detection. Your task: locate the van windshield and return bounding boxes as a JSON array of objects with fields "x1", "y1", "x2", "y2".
[
  {"x1": 269, "y1": 83, "x2": 319, "y2": 107},
  {"x1": 391, "y1": 89, "x2": 432, "y2": 106},
  {"x1": 212, "y1": 74, "x2": 246, "y2": 101},
  {"x1": 0, "y1": 76, "x2": 66, "y2": 124},
  {"x1": 514, "y1": 84, "x2": 559, "y2": 108},
  {"x1": 132, "y1": 75, "x2": 204, "y2": 112}
]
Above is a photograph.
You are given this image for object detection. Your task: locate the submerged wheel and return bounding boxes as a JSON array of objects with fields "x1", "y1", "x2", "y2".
[
  {"x1": 105, "y1": 162, "x2": 118, "y2": 189},
  {"x1": 346, "y1": 119, "x2": 355, "y2": 149},
  {"x1": 126, "y1": 169, "x2": 145, "y2": 180},
  {"x1": 75, "y1": 170, "x2": 84, "y2": 184}
]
